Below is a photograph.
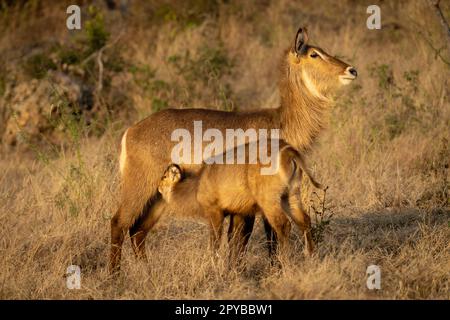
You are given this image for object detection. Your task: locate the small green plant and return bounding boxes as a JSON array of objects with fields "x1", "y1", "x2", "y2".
[
  {"x1": 367, "y1": 65, "x2": 427, "y2": 141},
  {"x1": 22, "y1": 53, "x2": 57, "y2": 79},
  {"x1": 129, "y1": 64, "x2": 156, "y2": 92},
  {"x1": 0, "y1": 66, "x2": 6, "y2": 97},
  {"x1": 308, "y1": 186, "x2": 334, "y2": 245},
  {"x1": 152, "y1": 98, "x2": 169, "y2": 112},
  {"x1": 131, "y1": 44, "x2": 234, "y2": 113},
  {"x1": 168, "y1": 46, "x2": 232, "y2": 84},
  {"x1": 417, "y1": 137, "x2": 449, "y2": 210},
  {"x1": 434, "y1": 138, "x2": 449, "y2": 209},
  {"x1": 369, "y1": 64, "x2": 394, "y2": 90},
  {"x1": 152, "y1": 0, "x2": 219, "y2": 28},
  {"x1": 84, "y1": 5, "x2": 109, "y2": 54},
  {"x1": 167, "y1": 45, "x2": 235, "y2": 110},
  {"x1": 384, "y1": 113, "x2": 406, "y2": 139},
  {"x1": 47, "y1": 85, "x2": 86, "y2": 148},
  {"x1": 56, "y1": 45, "x2": 83, "y2": 66},
  {"x1": 40, "y1": 86, "x2": 96, "y2": 218},
  {"x1": 154, "y1": 3, "x2": 178, "y2": 23},
  {"x1": 403, "y1": 70, "x2": 419, "y2": 83},
  {"x1": 130, "y1": 64, "x2": 172, "y2": 112}
]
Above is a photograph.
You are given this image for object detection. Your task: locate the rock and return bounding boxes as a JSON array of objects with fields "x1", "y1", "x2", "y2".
[{"x1": 1, "y1": 72, "x2": 87, "y2": 148}]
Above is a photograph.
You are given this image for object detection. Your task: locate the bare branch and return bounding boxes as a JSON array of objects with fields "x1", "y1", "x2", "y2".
[
  {"x1": 81, "y1": 32, "x2": 124, "y2": 66},
  {"x1": 428, "y1": 0, "x2": 450, "y2": 53},
  {"x1": 96, "y1": 50, "x2": 104, "y2": 94},
  {"x1": 420, "y1": 31, "x2": 450, "y2": 66}
]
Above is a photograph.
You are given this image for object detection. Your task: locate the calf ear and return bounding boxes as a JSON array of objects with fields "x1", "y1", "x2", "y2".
[{"x1": 293, "y1": 26, "x2": 309, "y2": 55}]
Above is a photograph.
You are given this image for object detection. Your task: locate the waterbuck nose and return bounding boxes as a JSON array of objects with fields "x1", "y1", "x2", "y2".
[{"x1": 348, "y1": 67, "x2": 357, "y2": 77}]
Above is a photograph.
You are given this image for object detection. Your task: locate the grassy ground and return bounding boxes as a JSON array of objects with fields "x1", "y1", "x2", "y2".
[{"x1": 0, "y1": 0, "x2": 449, "y2": 299}]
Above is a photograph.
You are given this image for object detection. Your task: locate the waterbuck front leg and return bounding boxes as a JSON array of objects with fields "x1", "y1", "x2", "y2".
[
  {"x1": 263, "y1": 208, "x2": 291, "y2": 263},
  {"x1": 208, "y1": 208, "x2": 225, "y2": 255}
]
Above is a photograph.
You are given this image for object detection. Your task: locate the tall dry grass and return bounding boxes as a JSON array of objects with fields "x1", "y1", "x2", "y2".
[{"x1": 0, "y1": 0, "x2": 449, "y2": 299}]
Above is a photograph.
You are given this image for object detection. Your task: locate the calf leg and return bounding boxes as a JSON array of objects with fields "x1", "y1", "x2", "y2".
[{"x1": 263, "y1": 217, "x2": 277, "y2": 262}]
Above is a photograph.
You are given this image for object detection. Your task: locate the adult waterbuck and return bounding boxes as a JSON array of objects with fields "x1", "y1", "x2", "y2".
[{"x1": 110, "y1": 27, "x2": 357, "y2": 272}]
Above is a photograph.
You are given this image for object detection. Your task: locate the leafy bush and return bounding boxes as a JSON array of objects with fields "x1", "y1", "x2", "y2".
[
  {"x1": 152, "y1": 0, "x2": 220, "y2": 28},
  {"x1": 0, "y1": 66, "x2": 6, "y2": 97},
  {"x1": 370, "y1": 63, "x2": 394, "y2": 90},
  {"x1": 84, "y1": 5, "x2": 110, "y2": 54},
  {"x1": 168, "y1": 46, "x2": 232, "y2": 83},
  {"x1": 22, "y1": 53, "x2": 57, "y2": 79},
  {"x1": 165, "y1": 45, "x2": 235, "y2": 110}
]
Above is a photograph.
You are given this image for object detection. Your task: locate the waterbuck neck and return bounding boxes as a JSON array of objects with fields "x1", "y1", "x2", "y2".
[{"x1": 279, "y1": 65, "x2": 332, "y2": 152}]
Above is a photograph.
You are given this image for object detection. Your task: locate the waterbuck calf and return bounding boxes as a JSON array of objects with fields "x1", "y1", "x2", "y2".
[
  {"x1": 110, "y1": 27, "x2": 357, "y2": 272},
  {"x1": 157, "y1": 140, "x2": 323, "y2": 262}
]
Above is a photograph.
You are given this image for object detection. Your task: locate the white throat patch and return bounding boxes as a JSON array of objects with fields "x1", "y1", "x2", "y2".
[
  {"x1": 119, "y1": 129, "x2": 128, "y2": 175},
  {"x1": 301, "y1": 70, "x2": 327, "y2": 101}
]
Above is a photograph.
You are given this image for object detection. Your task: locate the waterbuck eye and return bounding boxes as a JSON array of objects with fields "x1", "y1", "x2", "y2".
[{"x1": 310, "y1": 52, "x2": 319, "y2": 58}]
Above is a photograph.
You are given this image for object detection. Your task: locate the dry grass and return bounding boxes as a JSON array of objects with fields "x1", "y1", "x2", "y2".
[{"x1": 0, "y1": 0, "x2": 449, "y2": 299}]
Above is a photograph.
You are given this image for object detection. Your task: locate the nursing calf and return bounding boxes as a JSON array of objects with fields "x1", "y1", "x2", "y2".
[{"x1": 158, "y1": 140, "x2": 322, "y2": 262}]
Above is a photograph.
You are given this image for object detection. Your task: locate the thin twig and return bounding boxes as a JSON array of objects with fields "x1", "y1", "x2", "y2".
[
  {"x1": 428, "y1": 0, "x2": 450, "y2": 53},
  {"x1": 420, "y1": 31, "x2": 450, "y2": 66},
  {"x1": 80, "y1": 32, "x2": 124, "y2": 66},
  {"x1": 96, "y1": 49, "x2": 104, "y2": 94}
]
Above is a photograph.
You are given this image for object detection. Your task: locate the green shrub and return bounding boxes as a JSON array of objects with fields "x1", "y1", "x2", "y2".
[
  {"x1": 152, "y1": 98, "x2": 169, "y2": 112},
  {"x1": 309, "y1": 187, "x2": 334, "y2": 245},
  {"x1": 168, "y1": 46, "x2": 232, "y2": 83},
  {"x1": 152, "y1": 0, "x2": 220, "y2": 28},
  {"x1": 85, "y1": 5, "x2": 109, "y2": 54},
  {"x1": 57, "y1": 45, "x2": 83, "y2": 66},
  {"x1": 23, "y1": 53, "x2": 57, "y2": 79},
  {"x1": 370, "y1": 64, "x2": 394, "y2": 90},
  {"x1": 0, "y1": 66, "x2": 6, "y2": 97}
]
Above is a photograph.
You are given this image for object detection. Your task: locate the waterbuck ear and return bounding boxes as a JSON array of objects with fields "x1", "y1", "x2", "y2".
[{"x1": 293, "y1": 27, "x2": 309, "y2": 55}]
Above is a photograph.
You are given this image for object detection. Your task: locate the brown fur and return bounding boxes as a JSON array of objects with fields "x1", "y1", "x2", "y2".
[
  {"x1": 158, "y1": 140, "x2": 322, "y2": 262},
  {"x1": 109, "y1": 27, "x2": 357, "y2": 273}
]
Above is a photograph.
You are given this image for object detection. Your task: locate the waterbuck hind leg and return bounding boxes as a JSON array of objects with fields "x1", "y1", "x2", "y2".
[
  {"x1": 227, "y1": 214, "x2": 255, "y2": 269},
  {"x1": 110, "y1": 199, "x2": 148, "y2": 274},
  {"x1": 288, "y1": 187, "x2": 314, "y2": 256},
  {"x1": 109, "y1": 189, "x2": 159, "y2": 274},
  {"x1": 129, "y1": 196, "x2": 168, "y2": 262},
  {"x1": 110, "y1": 155, "x2": 168, "y2": 274}
]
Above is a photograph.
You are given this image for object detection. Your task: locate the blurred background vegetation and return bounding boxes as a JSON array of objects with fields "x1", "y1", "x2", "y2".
[
  {"x1": 0, "y1": 0, "x2": 446, "y2": 150},
  {"x1": 0, "y1": 0, "x2": 448, "y2": 299}
]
